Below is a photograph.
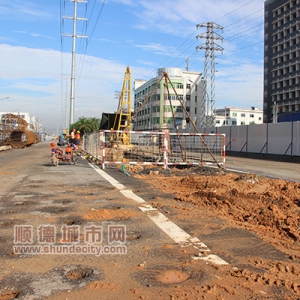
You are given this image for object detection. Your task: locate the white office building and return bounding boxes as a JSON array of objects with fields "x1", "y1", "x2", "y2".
[
  {"x1": 215, "y1": 106, "x2": 263, "y2": 126},
  {"x1": 134, "y1": 68, "x2": 205, "y2": 130}
]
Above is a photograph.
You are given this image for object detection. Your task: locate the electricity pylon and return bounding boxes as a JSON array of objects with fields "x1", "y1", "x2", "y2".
[{"x1": 196, "y1": 22, "x2": 223, "y2": 128}]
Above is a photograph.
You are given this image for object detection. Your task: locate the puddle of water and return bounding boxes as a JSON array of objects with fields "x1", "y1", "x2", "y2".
[{"x1": 156, "y1": 270, "x2": 189, "y2": 284}]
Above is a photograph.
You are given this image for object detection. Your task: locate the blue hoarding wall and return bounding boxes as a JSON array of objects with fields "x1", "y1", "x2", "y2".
[{"x1": 278, "y1": 112, "x2": 300, "y2": 123}]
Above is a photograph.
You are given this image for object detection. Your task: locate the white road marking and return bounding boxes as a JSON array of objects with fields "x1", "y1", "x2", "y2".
[
  {"x1": 147, "y1": 211, "x2": 192, "y2": 244},
  {"x1": 192, "y1": 254, "x2": 229, "y2": 265},
  {"x1": 138, "y1": 205, "x2": 157, "y2": 212},
  {"x1": 120, "y1": 190, "x2": 146, "y2": 204},
  {"x1": 89, "y1": 163, "x2": 126, "y2": 190},
  {"x1": 89, "y1": 163, "x2": 228, "y2": 265}
]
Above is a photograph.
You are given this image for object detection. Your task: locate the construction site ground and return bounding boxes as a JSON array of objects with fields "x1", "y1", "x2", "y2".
[{"x1": 0, "y1": 142, "x2": 299, "y2": 300}]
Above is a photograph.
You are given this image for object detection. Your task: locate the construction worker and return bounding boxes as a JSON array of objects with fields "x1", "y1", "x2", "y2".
[
  {"x1": 65, "y1": 143, "x2": 72, "y2": 155},
  {"x1": 69, "y1": 128, "x2": 76, "y2": 144},
  {"x1": 75, "y1": 131, "x2": 81, "y2": 145}
]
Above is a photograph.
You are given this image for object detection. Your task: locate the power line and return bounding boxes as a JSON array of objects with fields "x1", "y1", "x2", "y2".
[
  {"x1": 164, "y1": 39, "x2": 199, "y2": 69},
  {"x1": 142, "y1": 29, "x2": 198, "y2": 80},
  {"x1": 225, "y1": 8, "x2": 263, "y2": 31},
  {"x1": 88, "y1": 0, "x2": 106, "y2": 44},
  {"x1": 87, "y1": 0, "x2": 97, "y2": 23},
  {"x1": 224, "y1": 22, "x2": 264, "y2": 42},
  {"x1": 214, "y1": 0, "x2": 256, "y2": 22},
  {"x1": 60, "y1": 0, "x2": 107, "y2": 126},
  {"x1": 224, "y1": 40, "x2": 264, "y2": 54},
  {"x1": 150, "y1": 0, "x2": 263, "y2": 77},
  {"x1": 75, "y1": 0, "x2": 106, "y2": 91}
]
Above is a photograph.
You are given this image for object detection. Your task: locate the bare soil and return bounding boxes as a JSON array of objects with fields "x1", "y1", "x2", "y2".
[
  {"x1": 132, "y1": 165, "x2": 300, "y2": 298},
  {"x1": 1, "y1": 144, "x2": 300, "y2": 300}
]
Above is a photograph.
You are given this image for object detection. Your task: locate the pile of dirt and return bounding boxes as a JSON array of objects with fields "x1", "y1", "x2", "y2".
[
  {"x1": 131, "y1": 165, "x2": 223, "y2": 176},
  {"x1": 134, "y1": 171, "x2": 300, "y2": 256}
]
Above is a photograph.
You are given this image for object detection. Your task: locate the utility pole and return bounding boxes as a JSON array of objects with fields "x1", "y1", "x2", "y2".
[
  {"x1": 62, "y1": 0, "x2": 87, "y2": 128},
  {"x1": 196, "y1": 22, "x2": 223, "y2": 128},
  {"x1": 62, "y1": 74, "x2": 69, "y2": 133}
]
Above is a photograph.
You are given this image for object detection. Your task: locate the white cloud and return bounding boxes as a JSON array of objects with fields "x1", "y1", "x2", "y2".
[
  {"x1": 0, "y1": 0, "x2": 53, "y2": 20},
  {"x1": 216, "y1": 62, "x2": 263, "y2": 109},
  {"x1": 134, "y1": 43, "x2": 175, "y2": 56},
  {"x1": 0, "y1": 44, "x2": 150, "y2": 131},
  {"x1": 0, "y1": 0, "x2": 265, "y2": 132}
]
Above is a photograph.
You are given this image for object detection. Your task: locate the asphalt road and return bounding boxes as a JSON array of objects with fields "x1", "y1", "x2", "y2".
[
  {"x1": 0, "y1": 142, "x2": 297, "y2": 299},
  {"x1": 225, "y1": 156, "x2": 300, "y2": 182}
]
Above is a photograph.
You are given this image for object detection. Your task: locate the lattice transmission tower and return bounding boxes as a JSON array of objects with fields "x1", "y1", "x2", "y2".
[
  {"x1": 196, "y1": 22, "x2": 223, "y2": 128},
  {"x1": 62, "y1": 0, "x2": 88, "y2": 127}
]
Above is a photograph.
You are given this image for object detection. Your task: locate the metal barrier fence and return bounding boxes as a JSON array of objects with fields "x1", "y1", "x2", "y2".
[{"x1": 82, "y1": 130, "x2": 225, "y2": 169}]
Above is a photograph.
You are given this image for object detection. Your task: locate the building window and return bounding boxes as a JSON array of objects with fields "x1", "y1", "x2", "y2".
[
  {"x1": 241, "y1": 121, "x2": 245, "y2": 125},
  {"x1": 195, "y1": 108, "x2": 197, "y2": 114},
  {"x1": 241, "y1": 113, "x2": 245, "y2": 117},
  {"x1": 186, "y1": 107, "x2": 190, "y2": 112},
  {"x1": 186, "y1": 95, "x2": 190, "y2": 100},
  {"x1": 232, "y1": 121, "x2": 237, "y2": 125},
  {"x1": 232, "y1": 113, "x2": 237, "y2": 117},
  {"x1": 195, "y1": 96, "x2": 197, "y2": 103},
  {"x1": 250, "y1": 114, "x2": 254, "y2": 118},
  {"x1": 186, "y1": 84, "x2": 191, "y2": 89}
]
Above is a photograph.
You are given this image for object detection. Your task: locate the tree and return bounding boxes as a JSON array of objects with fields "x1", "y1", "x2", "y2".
[
  {"x1": 89, "y1": 117, "x2": 101, "y2": 132},
  {"x1": 70, "y1": 116, "x2": 100, "y2": 135}
]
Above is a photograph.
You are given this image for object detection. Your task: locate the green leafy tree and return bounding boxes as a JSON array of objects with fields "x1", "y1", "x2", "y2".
[
  {"x1": 70, "y1": 116, "x2": 100, "y2": 135},
  {"x1": 89, "y1": 117, "x2": 101, "y2": 132}
]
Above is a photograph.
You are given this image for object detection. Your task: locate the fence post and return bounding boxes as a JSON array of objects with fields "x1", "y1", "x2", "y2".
[
  {"x1": 164, "y1": 131, "x2": 169, "y2": 170},
  {"x1": 223, "y1": 134, "x2": 226, "y2": 168},
  {"x1": 101, "y1": 130, "x2": 106, "y2": 170},
  {"x1": 291, "y1": 122, "x2": 294, "y2": 156},
  {"x1": 96, "y1": 132, "x2": 99, "y2": 161}
]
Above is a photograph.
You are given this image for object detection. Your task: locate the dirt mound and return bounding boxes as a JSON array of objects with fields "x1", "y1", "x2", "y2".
[{"x1": 134, "y1": 171, "x2": 300, "y2": 254}]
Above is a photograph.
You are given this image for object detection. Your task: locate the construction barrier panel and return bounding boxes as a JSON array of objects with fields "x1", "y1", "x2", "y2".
[{"x1": 82, "y1": 130, "x2": 225, "y2": 170}]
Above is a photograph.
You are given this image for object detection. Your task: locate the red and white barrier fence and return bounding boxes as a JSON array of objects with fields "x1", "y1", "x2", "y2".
[{"x1": 82, "y1": 130, "x2": 225, "y2": 170}]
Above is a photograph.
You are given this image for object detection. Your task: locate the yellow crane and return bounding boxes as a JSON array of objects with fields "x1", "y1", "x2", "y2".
[{"x1": 111, "y1": 66, "x2": 132, "y2": 145}]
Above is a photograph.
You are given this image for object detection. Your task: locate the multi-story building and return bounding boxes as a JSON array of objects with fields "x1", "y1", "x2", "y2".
[
  {"x1": 133, "y1": 68, "x2": 205, "y2": 130},
  {"x1": 264, "y1": 0, "x2": 300, "y2": 123},
  {"x1": 215, "y1": 106, "x2": 263, "y2": 126}
]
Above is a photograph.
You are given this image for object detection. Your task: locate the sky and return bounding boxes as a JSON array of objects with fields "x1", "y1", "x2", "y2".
[{"x1": 0, "y1": 0, "x2": 264, "y2": 133}]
